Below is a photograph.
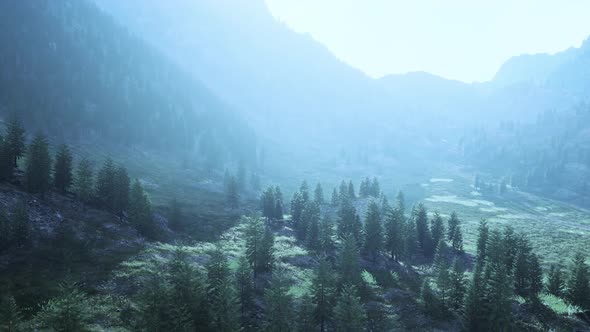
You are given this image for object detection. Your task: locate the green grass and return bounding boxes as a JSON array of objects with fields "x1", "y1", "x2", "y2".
[{"x1": 540, "y1": 293, "x2": 583, "y2": 316}]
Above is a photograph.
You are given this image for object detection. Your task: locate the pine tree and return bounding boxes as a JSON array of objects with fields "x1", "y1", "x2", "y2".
[
  {"x1": 513, "y1": 237, "x2": 542, "y2": 299},
  {"x1": 333, "y1": 284, "x2": 365, "y2": 332},
  {"x1": 404, "y1": 215, "x2": 418, "y2": 261},
  {"x1": 347, "y1": 180, "x2": 355, "y2": 199},
  {"x1": 235, "y1": 255, "x2": 256, "y2": 331},
  {"x1": 136, "y1": 269, "x2": 171, "y2": 331},
  {"x1": 337, "y1": 198, "x2": 361, "y2": 243},
  {"x1": 482, "y1": 230, "x2": 513, "y2": 331},
  {"x1": 290, "y1": 192, "x2": 305, "y2": 232},
  {"x1": 0, "y1": 294, "x2": 21, "y2": 332},
  {"x1": 436, "y1": 257, "x2": 451, "y2": 305},
  {"x1": 12, "y1": 201, "x2": 30, "y2": 248},
  {"x1": 331, "y1": 188, "x2": 339, "y2": 207},
  {"x1": 112, "y1": 166, "x2": 130, "y2": 216},
  {"x1": 314, "y1": 183, "x2": 324, "y2": 205},
  {"x1": 447, "y1": 212, "x2": 460, "y2": 242},
  {"x1": 363, "y1": 201, "x2": 382, "y2": 261},
  {"x1": 95, "y1": 158, "x2": 116, "y2": 210},
  {"x1": 25, "y1": 133, "x2": 51, "y2": 194},
  {"x1": 546, "y1": 264, "x2": 564, "y2": 297},
  {"x1": 449, "y1": 259, "x2": 466, "y2": 311},
  {"x1": 225, "y1": 175, "x2": 240, "y2": 209},
  {"x1": 359, "y1": 177, "x2": 369, "y2": 198},
  {"x1": 414, "y1": 204, "x2": 433, "y2": 257},
  {"x1": 476, "y1": 220, "x2": 489, "y2": 265},
  {"x1": 53, "y1": 144, "x2": 73, "y2": 194},
  {"x1": 395, "y1": 191, "x2": 405, "y2": 217},
  {"x1": 430, "y1": 212, "x2": 445, "y2": 254},
  {"x1": 74, "y1": 158, "x2": 94, "y2": 204},
  {"x1": 297, "y1": 295, "x2": 315, "y2": 332},
  {"x1": 463, "y1": 265, "x2": 486, "y2": 331},
  {"x1": 339, "y1": 180, "x2": 349, "y2": 203},
  {"x1": 168, "y1": 198, "x2": 183, "y2": 231},
  {"x1": 264, "y1": 270, "x2": 294, "y2": 332},
  {"x1": 452, "y1": 226, "x2": 464, "y2": 254},
  {"x1": 245, "y1": 217, "x2": 264, "y2": 277},
  {"x1": 5, "y1": 115, "x2": 26, "y2": 168},
  {"x1": 259, "y1": 226, "x2": 275, "y2": 273},
  {"x1": 385, "y1": 207, "x2": 404, "y2": 261},
  {"x1": 307, "y1": 209, "x2": 321, "y2": 251},
  {"x1": 370, "y1": 177, "x2": 380, "y2": 197},
  {"x1": 338, "y1": 235, "x2": 361, "y2": 288},
  {"x1": 421, "y1": 279, "x2": 443, "y2": 319},
  {"x1": 129, "y1": 179, "x2": 155, "y2": 239},
  {"x1": 34, "y1": 283, "x2": 93, "y2": 332},
  {"x1": 566, "y1": 252, "x2": 590, "y2": 309},
  {"x1": 311, "y1": 257, "x2": 335, "y2": 332},
  {"x1": 318, "y1": 217, "x2": 336, "y2": 254},
  {"x1": 207, "y1": 245, "x2": 241, "y2": 332},
  {"x1": 261, "y1": 186, "x2": 276, "y2": 219},
  {"x1": 300, "y1": 201, "x2": 320, "y2": 242},
  {"x1": 300, "y1": 180, "x2": 310, "y2": 202}
]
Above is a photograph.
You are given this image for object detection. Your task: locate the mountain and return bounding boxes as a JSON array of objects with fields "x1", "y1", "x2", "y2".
[{"x1": 0, "y1": 0, "x2": 256, "y2": 166}]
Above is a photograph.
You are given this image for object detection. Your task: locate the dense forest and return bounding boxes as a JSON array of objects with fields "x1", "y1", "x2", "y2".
[{"x1": 2, "y1": 0, "x2": 590, "y2": 331}]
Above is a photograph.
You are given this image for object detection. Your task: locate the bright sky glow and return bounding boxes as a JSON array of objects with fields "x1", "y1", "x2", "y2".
[{"x1": 265, "y1": 0, "x2": 590, "y2": 82}]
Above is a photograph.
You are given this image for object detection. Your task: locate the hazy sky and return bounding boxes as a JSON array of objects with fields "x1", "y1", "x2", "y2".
[{"x1": 264, "y1": 0, "x2": 590, "y2": 83}]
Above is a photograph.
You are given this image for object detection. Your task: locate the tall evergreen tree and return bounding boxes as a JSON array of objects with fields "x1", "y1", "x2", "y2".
[
  {"x1": 311, "y1": 257, "x2": 335, "y2": 332},
  {"x1": 421, "y1": 279, "x2": 443, "y2": 319},
  {"x1": 546, "y1": 264, "x2": 564, "y2": 297},
  {"x1": 0, "y1": 138, "x2": 14, "y2": 181},
  {"x1": 259, "y1": 226, "x2": 275, "y2": 274},
  {"x1": 447, "y1": 212, "x2": 460, "y2": 242},
  {"x1": 245, "y1": 217, "x2": 264, "y2": 277},
  {"x1": 566, "y1": 252, "x2": 590, "y2": 309},
  {"x1": 449, "y1": 259, "x2": 466, "y2": 311},
  {"x1": 476, "y1": 220, "x2": 489, "y2": 265},
  {"x1": 129, "y1": 179, "x2": 155, "y2": 239},
  {"x1": 291, "y1": 192, "x2": 305, "y2": 232},
  {"x1": 318, "y1": 216, "x2": 336, "y2": 254},
  {"x1": 463, "y1": 265, "x2": 486, "y2": 331},
  {"x1": 404, "y1": 215, "x2": 418, "y2": 261},
  {"x1": 300, "y1": 180, "x2": 310, "y2": 202},
  {"x1": 264, "y1": 270, "x2": 294, "y2": 332},
  {"x1": 363, "y1": 201, "x2": 382, "y2": 261},
  {"x1": 385, "y1": 207, "x2": 404, "y2": 261},
  {"x1": 53, "y1": 144, "x2": 73, "y2": 194},
  {"x1": 452, "y1": 226, "x2": 464, "y2": 254},
  {"x1": 370, "y1": 177, "x2": 380, "y2": 197},
  {"x1": 35, "y1": 283, "x2": 93, "y2": 332},
  {"x1": 5, "y1": 115, "x2": 26, "y2": 168},
  {"x1": 338, "y1": 235, "x2": 361, "y2": 288},
  {"x1": 112, "y1": 166, "x2": 130, "y2": 216},
  {"x1": 331, "y1": 188, "x2": 339, "y2": 207},
  {"x1": 74, "y1": 158, "x2": 94, "y2": 204},
  {"x1": 482, "y1": 230, "x2": 513, "y2": 331},
  {"x1": 235, "y1": 255, "x2": 256, "y2": 331},
  {"x1": 95, "y1": 158, "x2": 116, "y2": 210},
  {"x1": 414, "y1": 204, "x2": 433, "y2": 257},
  {"x1": 261, "y1": 186, "x2": 277, "y2": 219},
  {"x1": 338, "y1": 180, "x2": 349, "y2": 203},
  {"x1": 395, "y1": 191, "x2": 405, "y2": 217},
  {"x1": 207, "y1": 245, "x2": 241, "y2": 332},
  {"x1": 300, "y1": 201, "x2": 320, "y2": 242},
  {"x1": 297, "y1": 295, "x2": 315, "y2": 332},
  {"x1": 314, "y1": 182, "x2": 324, "y2": 205},
  {"x1": 337, "y1": 198, "x2": 361, "y2": 243},
  {"x1": 430, "y1": 212, "x2": 445, "y2": 254},
  {"x1": 359, "y1": 177, "x2": 370, "y2": 198},
  {"x1": 25, "y1": 133, "x2": 51, "y2": 194},
  {"x1": 347, "y1": 180, "x2": 355, "y2": 199},
  {"x1": 333, "y1": 284, "x2": 365, "y2": 332}
]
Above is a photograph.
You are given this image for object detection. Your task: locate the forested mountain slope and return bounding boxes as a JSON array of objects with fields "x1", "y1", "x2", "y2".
[{"x1": 0, "y1": 0, "x2": 255, "y2": 166}]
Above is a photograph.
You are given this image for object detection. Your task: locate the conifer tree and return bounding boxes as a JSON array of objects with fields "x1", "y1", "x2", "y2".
[
  {"x1": 449, "y1": 259, "x2": 466, "y2": 311},
  {"x1": 482, "y1": 230, "x2": 512, "y2": 331},
  {"x1": 307, "y1": 209, "x2": 321, "y2": 251},
  {"x1": 5, "y1": 115, "x2": 25, "y2": 168},
  {"x1": 297, "y1": 295, "x2": 315, "y2": 332},
  {"x1": 112, "y1": 166, "x2": 130, "y2": 216},
  {"x1": 404, "y1": 215, "x2": 418, "y2": 261},
  {"x1": 339, "y1": 180, "x2": 349, "y2": 202},
  {"x1": 566, "y1": 252, "x2": 590, "y2": 309},
  {"x1": 311, "y1": 257, "x2": 335, "y2": 332},
  {"x1": 452, "y1": 226, "x2": 464, "y2": 254},
  {"x1": 318, "y1": 217, "x2": 335, "y2": 254},
  {"x1": 333, "y1": 284, "x2": 365, "y2": 332},
  {"x1": 35, "y1": 283, "x2": 93, "y2": 332},
  {"x1": 25, "y1": 133, "x2": 51, "y2": 195},
  {"x1": 395, "y1": 191, "x2": 405, "y2": 217},
  {"x1": 447, "y1": 212, "x2": 460, "y2": 242},
  {"x1": 264, "y1": 270, "x2": 294, "y2": 332},
  {"x1": 53, "y1": 144, "x2": 73, "y2": 194},
  {"x1": 261, "y1": 186, "x2": 276, "y2": 219},
  {"x1": 359, "y1": 177, "x2": 369, "y2": 198},
  {"x1": 207, "y1": 245, "x2": 241, "y2": 332},
  {"x1": 290, "y1": 192, "x2": 305, "y2": 231},
  {"x1": 436, "y1": 258, "x2": 451, "y2": 305},
  {"x1": 514, "y1": 237, "x2": 542, "y2": 299},
  {"x1": 421, "y1": 279, "x2": 443, "y2": 319},
  {"x1": 74, "y1": 158, "x2": 94, "y2": 204},
  {"x1": 95, "y1": 158, "x2": 116, "y2": 210},
  {"x1": 546, "y1": 264, "x2": 564, "y2": 297},
  {"x1": 385, "y1": 207, "x2": 404, "y2": 261},
  {"x1": 331, "y1": 188, "x2": 339, "y2": 207},
  {"x1": 300, "y1": 180, "x2": 310, "y2": 202},
  {"x1": 259, "y1": 226, "x2": 275, "y2": 273},
  {"x1": 337, "y1": 198, "x2": 361, "y2": 243},
  {"x1": 300, "y1": 201, "x2": 320, "y2": 242},
  {"x1": 476, "y1": 220, "x2": 489, "y2": 265},
  {"x1": 414, "y1": 204, "x2": 433, "y2": 257},
  {"x1": 347, "y1": 180, "x2": 355, "y2": 199},
  {"x1": 463, "y1": 265, "x2": 486, "y2": 331},
  {"x1": 136, "y1": 270, "x2": 171, "y2": 331},
  {"x1": 370, "y1": 177, "x2": 380, "y2": 197},
  {"x1": 245, "y1": 217, "x2": 264, "y2": 277},
  {"x1": 314, "y1": 182, "x2": 324, "y2": 205},
  {"x1": 0, "y1": 294, "x2": 21, "y2": 332},
  {"x1": 129, "y1": 179, "x2": 155, "y2": 239},
  {"x1": 363, "y1": 201, "x2": 382, "y2": 261},
  {"x1": 235, "y1": 255, "x2": 256, "y2": 330},
  {"x1": 338, "y1": 235, "x2": 361, "y2": 288},
  {"x1": 274, "y1": 186, "x2": 284, "y2": 219},
  {"x1": 430, "y1": 212, "x2": 445, "y2": 253}
]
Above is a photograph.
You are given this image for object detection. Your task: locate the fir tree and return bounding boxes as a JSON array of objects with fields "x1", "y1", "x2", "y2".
[
  {"x1": 338, "y1": 235, "x2": 361, "y2": 288},
  {"x1": 25, "y1": 133, "x2": 51, "y2": 194},
  {"x1": 95, "y1": 158, "x2": 116, "y2": 210},
  {"x1": 337, "y1": 198, "x2": 361, "y2": 243},
  {"x1": 259, "y1": 225, "x2": 275, "y2": 273},
  {"x1": 0, "y1": 294, "x2": 21, "y2": 332},
  {"x1": 311, "y1": 257, "x2": 335, "y2": 332},
  {"x1": 74, "y1": 158, "x2": 93, "y2": 204},
  {"x1": 370, "y1": 177, "x2": 380, "y2": 197},
  {"x1": 53, "y1": 144, "x2": 73, "y2": 194},
  {"x1": 414, "y1": 204, "x2": 433, "y2": 257},
  {"x1": 476, "y1": 220, "x2": 489, "y2": 265},
  {"x1": 463, "y1": 265, "x2": 486, "y2": 331},
  {"x1": 546, "y1": 264, "x2": 564, "y2": 297},
  {"x1": 261, "y1": 186, "x2": 276, "y2": 219},
  {"x1": 290, "y1": 192, "x2": 305, "y2": 232},
  {"x1": 430, "y1": 212, "x2": 445, "y2": 254},
  {"x1": 207, "y1": 245, "x2": 241, "y2": 332},
  {"x1": 385, "y1": 207, "x2": 404, "y2": 261},
  {"x1": 333, "y1": 284, "x2": 365, "y2": 332},
  {"x1": 404, "y1": 215, "x2": 418, "y2": 261},
  {"x1": 5, "y1": 115, "x2": 26, "y2": 168},
  {"x1": 129, "y1": 179, "x2": 155, "y2": 239},
  {"x1": 34, "y1": 283, "x2": 93, "y2": 332},
  {"x1": 363, "y1": 201, "x2": 382, "y2": 261},
  {"x1": 331, "y1": 188, "x2": 339, "y2": 207},
  {"x1": 482, "y1": 230, "x2": 513, "y2": 331},
  {"x1": 452, "y1": 226, "x2": 464, "y2": 254},
  {"x1": 566, "y1": 252, "x2": 590, "y2": 309},
  {"x1": 449, "y1": 259, "x2": 466, "y2": 311},
  {"x1": 297, "y1": 295, "x2": 315, "y2": 332},
  {"x1": 307, "y1": 209, "x2": 321, "y2": 251},
  {"x1": 245, "y1": 217, "x2": 264, "y2": 277},
  {"x1": 447, "y1": 212, "x2": 460, "y2": 242},
  {"x1": 395, "y1": 191, "x2": 405, "y2": 217},
  {"x1": 235, "y1": 255, "x2": 256, "y2": 331},
  {"x1": 300, "y1": 180, "x2": 310, "y2": 202},
  {"x1": 359, "y1": 177, "x2": 370, "y2": 198},
  {"x1": 300, "y1": 201, "x2": 320, "y2": 241},
  {"x1": 421, "y1": 279, "x2": 443, "y2": 319},
  {"x1": 314, "y1": 182, "x2": 325, "y2": 205},
  {"x1": 347, "y1": 180, "x2": 355, "y2": 199},
  {"x1": 318, "y1": 217, "x2": 336, "y2": 254},
  {"x1": 264, "y1": 270, "x2": 294, "y2": 332},
  {"x1": 112, "y1": 166, "x2": 130, "y2": 216},
  {"x1": 338, "y1": 180, "x2": 349, "y2": 203}
]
